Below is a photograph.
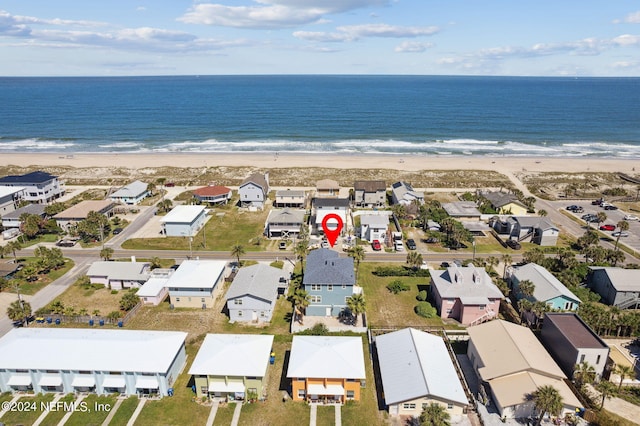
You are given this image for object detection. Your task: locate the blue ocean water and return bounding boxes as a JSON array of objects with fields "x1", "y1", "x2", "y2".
[{"x1": 0, "y1": 75, "x2": 639, "y2": 157}]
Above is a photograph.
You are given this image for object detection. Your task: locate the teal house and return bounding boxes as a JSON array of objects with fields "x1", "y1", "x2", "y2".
[
  {"x1": 303, "y1": 248, "x2": 356, "y2": 317},
  {"x1": 508, "y1": 263, "x2": 581, "y2": 311}
]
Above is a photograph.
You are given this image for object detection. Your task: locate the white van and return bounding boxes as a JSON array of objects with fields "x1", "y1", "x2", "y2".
[{"x1": 394, "y1": 241, "x2": 404, "y2": 252}]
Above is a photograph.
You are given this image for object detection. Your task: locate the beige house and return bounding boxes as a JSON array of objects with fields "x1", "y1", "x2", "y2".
[
  {"x1": 315, "y1": 179, "x2": 340, "y2": 198},
  {"x1": 54, "y1": 200, "x2": 116, "y2": 231},
  {"x1": 467, "y1": 320, "x2": 582, "y2": 420},
  {"x1": 166, "y1": 260, "x2": 227, "y2": 308}
]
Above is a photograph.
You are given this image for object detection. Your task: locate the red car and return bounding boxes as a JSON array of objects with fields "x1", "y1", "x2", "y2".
[
  {"x1": 599, "y1": 224, "x2": 616, "y2": 231},
  {"x1": 371, "y1": 240, "x2": 382, "y2": 251}
]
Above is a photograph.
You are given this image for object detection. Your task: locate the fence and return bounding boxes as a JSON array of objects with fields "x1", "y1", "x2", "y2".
[{"x1": 36, "y1": 302, "x2": 143, "y2": 327}]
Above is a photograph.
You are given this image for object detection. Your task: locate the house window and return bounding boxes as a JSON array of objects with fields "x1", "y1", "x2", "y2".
[
  {"x1": 479, "y1": 305, "x2": 486, "y2": 310},
  {"x1": 234, "y1": 299, "x2": 243, "y2": 305},
  {"x1": 201, "y1": 298, "x2": 205, "y2": 303},
  {"x1": 580, "y1": 354, "x2": 585, "y2": 363},
  {"x1": 446, "y1": 309, "x2": 452, "y2": 314},
  {"x1": 403, "y1": 403, "x2": 416, "y2": 409},
  {"x1": 238, "y1": 311, "x2": 243, "y2": 317},
  {"x1": 447, "y1": 403, "x2": 453, "y2": 409},
  {"x1": 596, "y1": 355, "x2": 601, "y2": 364},
  {"x1": 311, "y1": 284, "x2": 321, "y2": 291},
  {"x1": 176, "y1": 298, "x2": 180, "y2": 302},
  {"x1": 310, "y1": 296, "x2": 322, "y2": 303},
  {"x1": 327, "y1": 285, "x2": 333, "y2": 291},
  {"x1": 447, "y1": 300, "x2": 453, "y2": 304},
  {"x1": 346, "y1": 390, "x2": 355, "y2": 399},
  {"x1": 298, "y1": 389, "x2": 306, "y2": 398},
  {"x1": 260, "y1": 311, "x2": 266, "y2": 317}
]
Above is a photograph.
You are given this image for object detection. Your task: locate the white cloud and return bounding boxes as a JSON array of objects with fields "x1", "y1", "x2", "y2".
[
  {"x1": 612, "y1": 60, "x2": 640, "y2": 69},
  {"x1": 612, "y1": 34, "x2": 640, "y2": 46},
  {"x1": 394, "y1": 41, "x2": 432, "y2": 53},
  {"x1": 623, "y1": 11, "x2": 640, "y2": 24},
  {"x1": 294, "y1": 23, "x2": 439, "y2": 42},
  {"x1": 178, "y1": 0, "x2": 388, "y2": 29}
]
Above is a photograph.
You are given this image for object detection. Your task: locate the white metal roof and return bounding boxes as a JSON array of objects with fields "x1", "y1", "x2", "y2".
[
  {"x1": 0, "y1": 186, "x2": 25, "y2": 198},
  {"x1": 160, "y1": 205, "x2": 206, "y2": 224},
  {"x1": 511, "y1": 263, "x2": 581, "y2": 304},
  {"x1": 360, "y1": 214, "x2": 389, "y2": 227},
  {"x1": 86, "y1": 261, "x2": 150, "y2": 282},
  {"x1": 0, "y1": 328, "x2": 187, "y2": 373},
  {"x1": 166, "y1": 260, "x2": 226, "y2": 289},
  {"x1": 376, "y1": 328, "x2": 468, "y2": 406},
  {"x1": 137, "y1": 276, "x2": 169, "y2": 298},
  {"x1": 225, "y1": 264, "x2": 282, "y2": 303},
  {"x1": 287, "y1": 336, "x2": 365, "y2": 379},
  {"x1": 110, "y1": 180, "x2": 148, "y2": 198},
  {"x1": 189, "y1": 334, "x2": 274, "y2": 377}
]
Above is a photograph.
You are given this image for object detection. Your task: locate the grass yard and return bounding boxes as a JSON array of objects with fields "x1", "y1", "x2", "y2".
[
  {"x1": 19, "y1": 233, "x2": 60, "y2": 248},
  {"x1": 107, "y1": 396, "x2": 140, "y2": 426},
  {"x1": 64, "y1": 394, "x2": 118, "y2": 426},
  {"x1": 41, "y1": 281, "x2": 122, "y2": 316},
  {"x1": 316, "y1": 405, "x2": 335, "y2": 426},
  {"x1": 0, "y1": 392, "x2": 12, "y2": 404},
  {"x1": 0, "y1": 393, "x2": 55, "y2": 425},
  {"x1": 358, "y1": 263, "x2": 443, "y2": 328},
  {"x1": 7, "y1": 257, "x2": 75, "y2": 295},
  {"x1": 212, "y1": 402, "x2": 236, "y2": 425},
  {"x1": 39, "y1": 394, "x2": 77, "y2": 425}
]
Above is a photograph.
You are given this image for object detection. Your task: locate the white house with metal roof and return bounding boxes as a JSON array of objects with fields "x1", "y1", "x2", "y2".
[
  {"x1": 0, "y1": 328, "x2": 187, "y2": 396},
  {"x1": 376, "y1": 328, "x2": 468, "y2": 418},
  {"x1": 287, "y1": 336, "x2": 366, "y2": 403},
  {"x1": 1, "y1": 203, "x2": 45, "y2": 229},
  {"x1": 587, "y1": 267, "x2": 640, "y2": 309},
  {"x1": 137, "y1": 268, "x2": 173, "y2": 305},
  {"x1": 0, "y1": 186, "x2": 25, "y2": 216},
  {"x1": 0, "y1": 171, "x2": 64, "y2": 204},
  {"x1": 225, "y1": 264, "x2": 284, "y2": 323},
  {"x1": 86, "y1": 260, "x2": 151, "y2": 290},
  {"x1": 359, "y1": 213, "x2": 390, "y2": 243},
  {"x1": 275, "y1": 189, "x2": 306, "y2": 208},
  {"x1": 265, "y1": 208, "x2": 306, "y2": 238},
  {"x1": 508, "y1": 263, "x2": 581, "y2": 311},
  {"x1": 391, "y1": 181, "x2": 424, "y2": 206},
  {"x1": 189, "y1": 334, "x2": 274, "y2": 401},
  {"x1": 109, "y1": 180, "x2": 149, "y2": 205},
  {"x1": 160, "y1": 205, "x2": 207, "y2": 237},
  {"x1": 166, "y1": 260, "x2": 227, "y2": 308}
]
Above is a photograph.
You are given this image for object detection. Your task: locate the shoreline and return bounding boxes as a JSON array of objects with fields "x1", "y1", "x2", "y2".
[{"x1": 0, "y1": 152, "x2": 638, "y2": 174}]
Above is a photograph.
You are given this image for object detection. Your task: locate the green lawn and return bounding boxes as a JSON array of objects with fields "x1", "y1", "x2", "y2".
[
  {"x1": 38, "y1": 393, "x2": 76, "y2": 425},
  {"x1": 0, "y1": 392, "x2": 12, "y2": 404},
  {"x1": 64, "y1": 394, "x2": 118, "y2": 426},
  {"x1": 316, "y1": 405, "x2": 335, "y2": 426},
  {"x1": 19, "y1": 233, "x2": 60, "y2": 248},
  {"x1": 212, "y1": 402, "x2": 236, "y2": 425},
  {"x1": 0, "y1": 393, "x2": 55, "y2": 425},
  {"x1": 7, "y1": 257, "x2": 75, "y2": 295},
  {"x1": 107, "y1": 396, "x2": 140, "y2": 426}
]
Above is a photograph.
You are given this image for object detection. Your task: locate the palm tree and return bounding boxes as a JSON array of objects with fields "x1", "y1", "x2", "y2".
[
  {"x1": 348, "y1": 245, "x2": 365, "y2": 280},
  {"x1": 406, "y1": 251, "x2": 423, "y2": 270},
  {"x1": 294, "y1": 240, "x2": 309, "y2": 270},
  {"x1": 100, "y1": 247, "x2": 114, "y2": 261},
  {"x1": 573, "y1": 361, "x2": 596, "y2": 389},
  {"x1": 231, "y1": 244, "x2": 245, "y2": 266},
  {"x1": 92, "y1": 309, "x2": 101, "y2": 317},
  {"x1": 7, "y1": 299, "x2": 32, "y2": 325},
  {"x1": 150, "y1": 256, "x2": 162, "y2": 270},
  {"x1": 531, "y1": 385, "x2": 563, "y2": 426},
  {"x1": 485, "y1": 256, "x2": 499, "y2": 274},
  {"x1": 6, "y1": 240, "x2": 22, "y2": 262},
  {"x1": 501, "y1": 253, "x2": 512, "y2": 279},
  {"x1": 290, "y1": 288, "x2": 310, "y2": 325},
  {"x1": 146, "y1": 182, "x2": 156, "y2": 196},
  {"x1": 594, "y1": 379, "x2": 617, "y2": 409},
  {"x1": 346, "y1": 293, "x2": 366, "y2": 326},
  {"x1": 596, "y1": 212, "x2": 607, "y2": 229},
  {"x1": 518, "y1": 279, "x2": 535, "y2": 300},
  {"x1": 419, "y1": 402, "x2": 450, "y2": 426},
  {"x1": 615, "y1": 220, "x2": 630, "y2": 250},
  {"x1": 538, "y1": 209, "x2": 548, "y2": 217},
  {"x1": 615, "y1": 364, "x2": 635, "y2": 389}
]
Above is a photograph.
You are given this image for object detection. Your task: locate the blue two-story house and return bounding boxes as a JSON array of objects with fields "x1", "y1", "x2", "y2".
[
  {"x1": 303, "y1": 249, "x2": 356, "y2": 317},
  {"x1": 508, "y1": 263, "x2": 581, "y2": 311}
]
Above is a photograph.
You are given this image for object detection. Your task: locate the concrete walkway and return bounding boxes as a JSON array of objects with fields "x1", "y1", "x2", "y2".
[
  {"x1": 57, "y1": 394, "x2": 85, "y2": 426},
  {"x1": 126, "y1": 398, "x2": 147, "y2": 426},
  {"x1": 32, "y1": 394, "x2": 62, "y2": 426},
  {"x1": 205, "y1": 401, "x2": 219, "y2": 426},
  {"x1": 335, "y1": 404, "x2": 342, "y2": 426},
  {"x1": 100, "y1": 397, "x2": 124, "y2": 426},
  {"x1": 309, "y1": 403, "x2": 317, "y2": 426},
  {"x1": 230, "y1": 401, "x2": 242, "y2": 426}
]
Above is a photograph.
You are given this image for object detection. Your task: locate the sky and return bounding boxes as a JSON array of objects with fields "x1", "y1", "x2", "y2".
[{"x1": 1, "y1": 1, "x2": 640, "y2": 76}]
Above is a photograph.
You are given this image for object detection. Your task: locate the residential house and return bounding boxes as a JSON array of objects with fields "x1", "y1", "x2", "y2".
[
  {"x1": 0, "y1": 186, "x2": 25, "y2": 216},
  {"x1": 225, "y1": 264, "x2": 284, "y2": 323},
  {"x1": 137, "y1": 269, "x2": 173, "y2": 305},
  {"x1": 376, "y1": 328, "x2": 468, "y2": 418},
  {"x1": 0, "y1": 171, "x2": 64, "y2": 204},
  {"x1": 494, "y1": 216, "x2": 559, "y2": 246},
  {"x1": 541, "y1": 313, "x2": 610, "y2": 380},
  {"x1": 109, "y1": 180, "x2": 149, "y2": 205},
  {"x1": 359, "y1": 213, "x2": 389, "y2": 243},
  {"x1": 1, "y1": 203, "x2": 46, "y2": 229},
  {"x1": 430, "y1": 265, "x2": 504, "y2": 326},
  {"x1": 353, "y1": 180, "x2": 386, "y2": 207},
  {"x1": 160, "y1": 205, "x2": 207, "y2": 237},
  {"x1": 287, "y1": 336, "x2": 366, "y2": 403},
  {"x1": 0, "y1": 328, "x2": 187, "y2": 396},
  {"x1": 193, "y1": 185, "x2": 232, "y2": 205},
  {"x1": 313, "y1": 198, "x2": 350, "y2": 235},
  {"x1": 482, "y1": 191, "x2": 528, "y2": 215},
  {"x1": 467, "y1": 320, "x2": 582, "y2": 419},
  {"x1": 239, "y1": 172, "x2": 270, "y2": 209},
  {"x1": 265, "y1": 208, "x2": 306, "y2": 239},
  {"x1": 190, "y1": 334, "x2": 274, "y2": 401},
  {"x1": 391, "y1": 181, "x2": 424, "y2": 206},
  {"x1": 0, "y1": 262, "x2": 20, "y2": 279},
  {"x1": 315, "y1": 179, "x2": 340, "y2": 198},
  {"x1": 53, "y1": 200, "x2": 116, "y2": 231},
  {"x1": 508, "y1": 263, "x2": 581, "y2": 311},
  {"x1": 166, "y1": 260, "x2": 227, "y2": 308},
  {"x1": 86, "y1": 260, "x2": 151, "y2": 290},
  {"x1": 275, "y1": 189, "x2": 306, "y2": 208},
  {"x1": 303, "y1": 248, "x2": 357, "y2": 317},
  {"x1": 442, "y1": 202, "x2": 482, "y2": 220},
  {"x1": 586, "y1": 267, "x2": 640, "y2": 309}
]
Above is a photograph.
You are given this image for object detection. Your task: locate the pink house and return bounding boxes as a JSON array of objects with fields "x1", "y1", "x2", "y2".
[{"x1": 430, "y1": 265, "x2": 504, "y2": 326}]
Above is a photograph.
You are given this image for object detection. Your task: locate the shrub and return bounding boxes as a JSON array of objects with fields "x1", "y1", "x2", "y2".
[
  {"x1": 374, "y1": 266, "x2": 430, "y2": 277},
  {"x1": 415, "y1": 302, "x2": 437, "y2": 318},
  {"x1": 299, "y1": 323, "x2": 329, "y2": 335},
  {"x1": 416, "y1": 290, "x2": 428, "y2": 301},
  {"x1": 387, "y1": 279, "x2": 410, "y2": 294}
]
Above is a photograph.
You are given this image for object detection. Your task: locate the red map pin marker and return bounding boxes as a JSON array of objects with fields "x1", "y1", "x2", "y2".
[{"x1": 321, "y1": 213, "x2": 344, "y2": 248}]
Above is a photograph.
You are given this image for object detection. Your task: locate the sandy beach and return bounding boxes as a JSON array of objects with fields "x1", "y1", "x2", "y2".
[{"x1": 0, "y1": 152, "x2": 637, "y2": 175}]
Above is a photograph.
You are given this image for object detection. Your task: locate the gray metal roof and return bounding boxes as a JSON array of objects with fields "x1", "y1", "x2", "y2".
[
  {"x1": 313, "y1": 197, "x2": 350, "y2": 208},
  {"x1": 86, "y1": 261, "x2": 150, "y2": 282},
  {"x1": 431, "y1": 265, "x2": 504, "y2": 300},
  {"x1": 354, "y1": 180, "x2": 386, "y2": 192},
  {"x1": 359, "y1": 214, "x2": 389, "y2": 227},
  {"x1": 267, "y1": 208, "x2": 305, "y2": 224},
  {"x1": 442, "y1": 201, "x2": 482, "y2": 217},
  {"x1": 303, "y1": 248, "x2": 355, "y2": 286},
  {"x1": 376, "y1": 328, "x2": 468, "y2": 406},
  {"x1": 275, "y1": 189, "x2": 305, "y2": 197},
  {"x1": 225, "y1": 264, "x2": 283, "y2": 303},
  {"x1": 590, "y1": 267, "x2": 640, "y2": 292},
  {"x1": 391, "y1": 181, "x2": 424, "y2": 204},
  {"x1": 0, "y1": 171, "x2": 57, "y2": 184},
  {"x1": 510, "y1": 216, "x2": 558, "y2": 230},
  {"x1": 240, "y1": 173, "x2": 269, "y2": 193},
  {"x1": 2, "y1": 203, "x2": 46, "y2": 219},
  {"x1": 483, "y1": 191, "x2": 526, "y2": 209},
  {"x1": 110, "y1": 180, "x2": 148, "y2": 198},
  {"x1": 511, "y1": 263, "x2": 580, "y2": 304}
]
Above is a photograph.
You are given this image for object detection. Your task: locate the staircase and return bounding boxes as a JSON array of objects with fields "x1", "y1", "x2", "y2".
[
  {"x1": 518, "y1": 231, "x2": 534, "y2": 242},
  {"x1": 618, "y1": 296, "x2": 640, "y2": 310},
  {"x1": 469, "y1": 310, "x2": 496, "y2": 327}
]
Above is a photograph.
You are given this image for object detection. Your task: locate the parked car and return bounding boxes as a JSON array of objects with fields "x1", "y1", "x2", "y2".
[
  {"x1": 506, "y1": 239, "x2": 521, "y2": 250},
  {"x1": 371, "y1": 240, "x2": 382, "y2": 251},
  {"x1": 624, "y1": 215, "x2": 639, "y2": 221},
  {"x1": 55, "y1": 239, "x2": 76, "y2": 247},
  {"x1": 600, "y1": 224, "x2": 616, "y2": 231},
  {"x1": 592, "y1": 199, "x2": 604, "y2": 205},
  {"x1": 279, "y1": 241, "x2": 287, "y2": 250},
  {"x1": 604, "y1": 205, "x2": 618, "y2": 210},
  {"x1": 425, "y1": 237, "x2": 439, "y2": 243},
  {"x1": 406, "y1": 239, "x2": 417, "y2": 250},
  {"x1": 581, "y1": 213, "x2": 595, "y2": 220},
  {"x1": 394, "y1": 241, "x2": 405, "y2": 252},
  {"x1": 112, "y1": 228, "x2": 123, "y2": 235},
  {"x1": 612, "y1": 231, "x2": 630, "y2": 237},
  {"x1": 566, "y1": 205, "x2": 583, "y2": 212}
]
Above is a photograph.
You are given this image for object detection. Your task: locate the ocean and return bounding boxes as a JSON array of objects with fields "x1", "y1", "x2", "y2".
[{"x1": 1, "y1": 75, "x2": 639, "y2": 157}]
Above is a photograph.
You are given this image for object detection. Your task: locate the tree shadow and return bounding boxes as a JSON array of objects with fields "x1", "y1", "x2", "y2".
[{"x1": 278, "y1": 350, "x2": 292, "y2": 394}]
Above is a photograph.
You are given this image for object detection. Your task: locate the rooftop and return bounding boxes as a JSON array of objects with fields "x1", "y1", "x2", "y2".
[
  {"x1": 159, "y1": 205, "x2": 206, "y2": 224},
  {"x1": 189, "y1": 334, "x2": 274, "y2": 377},
  {"x1": 303, "y1": 248, "x2": 355, "y2": 286},
  {"x1": 166, "y1": 260, "x2": 226, "y2": 289},
  {"x1": 241, "y1": 173, "x2": 268, "y2": 191},
  {"x1": 287, "y1": 336, "x2": 365, "y2": 379},
  {"x1": 226, "y1": 263, "x2": 283, "y2": 302},
  {"x1": 54, "y1": 200, "x2": 115, "y2": 220},
  {"x1": 86, "y1": 261, "x2": 150, "y2": 282},
  {"x1": 544, "y1": 313, "x2": 608, "y2": 349},
  {"x1": 314, "y1": 197, "x2": 350, "y2": 208},
  {"x1": 354, "y1": 180, "x2": 386, "y2": 192},
  {"x1": 0, "y1": 171, "x2": 57, "y2": 184},
  {"x1": 316, "y1": 179, "x2": 340, "y2": 190},
  {"x1": 442, "y1": 201, "x2": 482, "y2": 217},
  {"x1": 267, "y1": 208, "x2": 306, "y2": 224},
  {"x1": 589, "y1": 267, "x2": 640, "y2": 292},
  {"x1": 0, "y1": 186, "x2": 25, "y2": 199},
  {"x1": 431, "y1": 265, "x2": 504, "y2": 301},
  {"x1": 193, "y1": 185, "x2": 232, "y2": 197},
  {"x1": 110, "y1": 180, "x2": 148, "y2": 198},
  {"x1": 510, "y1": 216, "x2": 557, "y2": 230},
  {"x1": 511, "y1": 263, "x2": 580, "y2": 304},
  {"x1": 483, "y1": 191, "x2": 526, "y2": 209},
  {"x1": 2, "y1": 203, "x2": 46, "y2": 219},
  {"x1": 275, "y1": 189, "x2": 305, "y2": 197},
  {"x1": 360, "y1": 214, "x2": 390, "y2": 227}
]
